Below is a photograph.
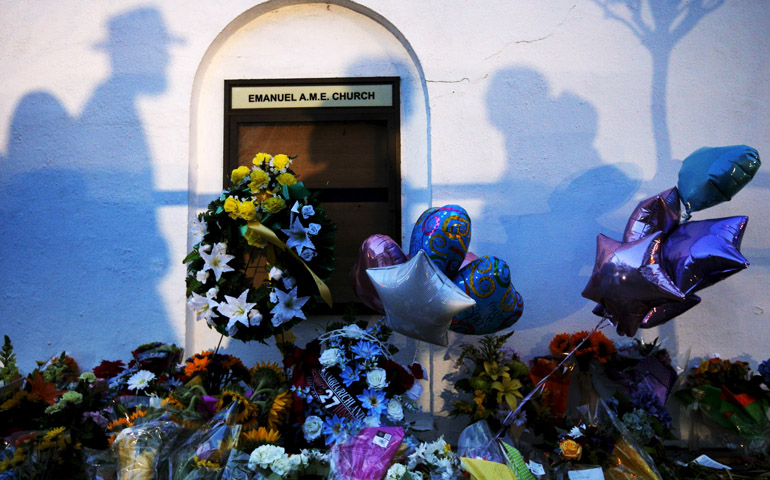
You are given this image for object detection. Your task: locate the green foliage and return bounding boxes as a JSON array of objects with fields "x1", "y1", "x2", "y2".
[{"x1": 0, "y1": 335, "x2": 19, "y2": 383}]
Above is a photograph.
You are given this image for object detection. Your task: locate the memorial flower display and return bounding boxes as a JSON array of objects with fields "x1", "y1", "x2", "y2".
[
  {"x1": 184, "y1": 153, "x2": 336, "y2": 343},
  {"x1": 281, "y1": 319, "x2": 427, "y2": 448}
]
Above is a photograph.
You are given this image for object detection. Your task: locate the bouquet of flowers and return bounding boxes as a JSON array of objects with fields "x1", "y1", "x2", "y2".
[
  {"x1": 675, "y1": 357, "x2": 770, "y2": 451},
  {"x1": 384, "y1": 436, "x2": 462, "y2": 480},
  {"x1": 450, "y1": 332, "x2": 530, "y2": 429},
  {"x1": 283, "y1": 320, "x2": 427, "y2": 448},
  {"x1": 184, "y1": 153, "x2": 336, "y2": 343}
]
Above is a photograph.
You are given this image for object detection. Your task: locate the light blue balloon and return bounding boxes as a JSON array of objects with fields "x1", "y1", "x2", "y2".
[{"x1": 678, "y1": 145, "x2": 761, "y2": 215}]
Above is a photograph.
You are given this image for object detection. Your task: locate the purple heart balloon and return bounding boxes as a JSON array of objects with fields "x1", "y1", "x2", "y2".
[{"x1": 350, "y1": 234, "x2": 408, "y2": 312}]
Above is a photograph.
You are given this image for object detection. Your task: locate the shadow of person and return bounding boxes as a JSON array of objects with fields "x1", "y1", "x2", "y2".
[
  {"x1": 473, "y1": 67, "x2": 641, "y2": 330},
  {"x1": 0, "y1": 7, "x2": 182, "y2": 369}
]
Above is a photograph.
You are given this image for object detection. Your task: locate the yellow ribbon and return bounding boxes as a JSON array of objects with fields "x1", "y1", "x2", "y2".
[{"x1": 247, "y1": 221, "x2": 332, "y2": 307}]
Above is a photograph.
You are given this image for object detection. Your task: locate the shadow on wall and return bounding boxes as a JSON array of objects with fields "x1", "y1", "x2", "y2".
[
  {"x1": 592, "y1": 0, "x2": 724, "y2": 174},
  {"x1": 447, "y1": 67, "x2": 642, "y2": 331},
  {"x1": 0, "y1": 8, "x2": 183, "y2": 369}
]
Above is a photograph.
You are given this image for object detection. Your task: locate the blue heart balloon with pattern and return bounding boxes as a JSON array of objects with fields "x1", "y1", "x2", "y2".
[
  {"x1": 408, "y1": 205, "x2": 472, "y2": 278},
  {"x1": 408, "y1": 205, "x2": 524, "y2": 335},
  {"x1": 449, "y1": 256, "x2": 524, "y2": 334}
]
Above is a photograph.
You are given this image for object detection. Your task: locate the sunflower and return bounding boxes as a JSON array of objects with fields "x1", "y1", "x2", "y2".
[
  {"x1": 240, "y1": 426, "x2": 281, "y2": 451},
  {"x1": 589, "y1": 331, "x2": 615, "y2": 363},
  {"x1": 217, "y1": 391, "x2": 260, "y2": 426},
  {"x1": 549, "y1": 333, "x2": 571, "y2": 355},
  {"x1": 267, "y1": 391, "x2": 292, "y2": 430},
  {"x1": 569, "y1": 331, "x2": 594, "y2": 356},
  {"x1": 250, "y1": 361, "x2": 286, "y2": 387}
]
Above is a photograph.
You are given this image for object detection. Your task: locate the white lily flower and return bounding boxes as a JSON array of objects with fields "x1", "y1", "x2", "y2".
[
  {"x1": 187, "y1": 292, "x2": 218, "y2": 325},
  {"x1": 199, "y1": 242, "x2": 235, "y2": 281},
  {"x1": 269, "y1": 266, "x2": 283, "y2": 281},
  {"x1": 217, "y1": 289, "x2": 257, "y2": 335},
  {"x1": 281, "y1": 217, "x2": 316, "y2": 255},
  {"x1": 270, "y1": 286, "x2": 310, "y2": 327},
  {"x1": 190, "y1": 216, "x2": 207, "y2": 245}
]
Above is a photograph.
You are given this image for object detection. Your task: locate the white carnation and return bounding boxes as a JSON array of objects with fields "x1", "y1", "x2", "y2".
[
  {"x1": 386, "y1": 463, "x2": 407, "y2": 480},
  {"x1": 271, "y1": 455, "x2": 292, "y2": 477},
  {"x1": 248, "y1": 444, "x2": 285, "y2": 470}
]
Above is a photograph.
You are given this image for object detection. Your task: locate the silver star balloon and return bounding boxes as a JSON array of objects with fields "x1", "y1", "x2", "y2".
[{"x1": 366, "y1": 250, "x2": 476, "y2": 346}]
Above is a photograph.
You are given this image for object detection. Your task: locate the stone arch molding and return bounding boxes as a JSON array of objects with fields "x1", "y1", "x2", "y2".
[{"x1": 187, "y1": 0, "x2": 430, "y2": 352}]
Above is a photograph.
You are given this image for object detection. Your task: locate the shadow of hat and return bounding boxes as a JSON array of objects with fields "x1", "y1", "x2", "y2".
[{"x1": 94, "y1": 7, "x2": 184, "y2": 50}]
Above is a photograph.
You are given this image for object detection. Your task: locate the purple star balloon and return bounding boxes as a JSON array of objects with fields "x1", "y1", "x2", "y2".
[
  {"x1": 582, "y1": 232, "x2": 685, "y2": 337},
  {"x1": 662, "y1": 216, "x2": 749, "y2": 295},
  {"x1": 623, "y1": 187, "x2": 681, "y2": 243}
]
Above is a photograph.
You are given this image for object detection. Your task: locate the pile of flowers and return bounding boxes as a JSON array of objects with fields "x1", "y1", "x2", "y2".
[
  {"x1": 675, "y1": 356, "x2": 770, "y2": 452},
  {"x1": 385, "y1": 436, "x2": 462, "y2": 480},
  {"x1": 282, "y1": 319, "x2": 428, "y2": 447},
  {"x1": 184, "y1": 153, "x2": 336, "y2": 343},
  {"x1": 450, "y1": 331, "x2": 530, "y2": 427}
]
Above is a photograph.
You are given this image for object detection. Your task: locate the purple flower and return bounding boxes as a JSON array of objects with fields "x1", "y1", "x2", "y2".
[
  {"x1": 631, "y1": 387, "x2": 671, "y2": 429},
  {"x1": 758, "y1": 359, "x2": 770, "y2": 383}
]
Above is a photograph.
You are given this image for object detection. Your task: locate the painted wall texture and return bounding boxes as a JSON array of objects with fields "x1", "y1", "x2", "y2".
[{"x1": 1, "y1": 0, "x2": 769, "y2": 438}]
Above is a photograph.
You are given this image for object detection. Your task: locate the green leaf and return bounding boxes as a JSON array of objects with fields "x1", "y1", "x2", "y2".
[
  {"x1": 182, "y1": 249, "x2": 201, "y2": 265},
  {"x1": 289, "y1": 183, "x2": 311, "y2": 199}
]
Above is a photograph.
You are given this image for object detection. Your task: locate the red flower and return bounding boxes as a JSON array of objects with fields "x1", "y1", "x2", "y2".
[
  {"x1": 408, "y1": 362, "x2": 426, "y2": 380},
  {"x1": 381, "y1": 359, "x2": 414, "y2": 395},
  {"x1": 93, "y1": 360, "x2": 125, "y2": 379}
]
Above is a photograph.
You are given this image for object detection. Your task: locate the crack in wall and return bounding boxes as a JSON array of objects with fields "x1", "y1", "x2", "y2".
[{"x1": 484, "y1": 4, "x2": 576, "y2": 61}]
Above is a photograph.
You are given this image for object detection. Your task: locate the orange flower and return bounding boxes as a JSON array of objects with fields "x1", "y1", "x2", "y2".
[
  {"x1": 559, "y1": 438, "x2": 583, "y2": 460},
  {"x1": 549, "y1": 333, "x2": 571, "y2": 355},
  {"x1": 185, "y1": 355, "x2": 211, "y2": 377}
]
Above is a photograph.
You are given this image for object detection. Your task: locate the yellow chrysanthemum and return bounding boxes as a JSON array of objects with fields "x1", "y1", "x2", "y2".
[
  {"x1": 253, "y1": 152, "x2": 272, "y2": 166},
  {"x1": 249, "y1": 169, "x2": 270, "y2": 192},
  {"x1": 262, "y1": 196, "x2": 286, "y2": 214},
  {"x1": 276, "y1": 172, "x2": 297, "y2": 186},
  {"x1": 268, "y1": 391, "x2": 292, "y2": 430},
  {"x1": 231, "y1": 166, "x2": 251, "y2": 185},
  {"x1": 271, "y1": 154, "x2": 291, "y2": 171},
  {"x1": 0, "y1": 390, "x2": 34, "y2": 411},
  {"x1": 223, "y1": 197, "x2": 241, "y2": 219}
]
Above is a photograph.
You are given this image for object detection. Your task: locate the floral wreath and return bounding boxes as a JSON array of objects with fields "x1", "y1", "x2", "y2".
[{"x1": 184, "y1": 153, "x2": 336, "y2": 343}]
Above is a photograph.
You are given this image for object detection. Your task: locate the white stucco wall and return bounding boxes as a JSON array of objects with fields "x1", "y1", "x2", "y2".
[{"x1": 1, "y1": 0, "x2": 769, "y2": 436}]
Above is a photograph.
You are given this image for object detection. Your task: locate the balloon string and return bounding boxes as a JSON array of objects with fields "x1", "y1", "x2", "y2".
[{"x1": 484, "y1": 315, "x2": 611, "y2": 452}]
